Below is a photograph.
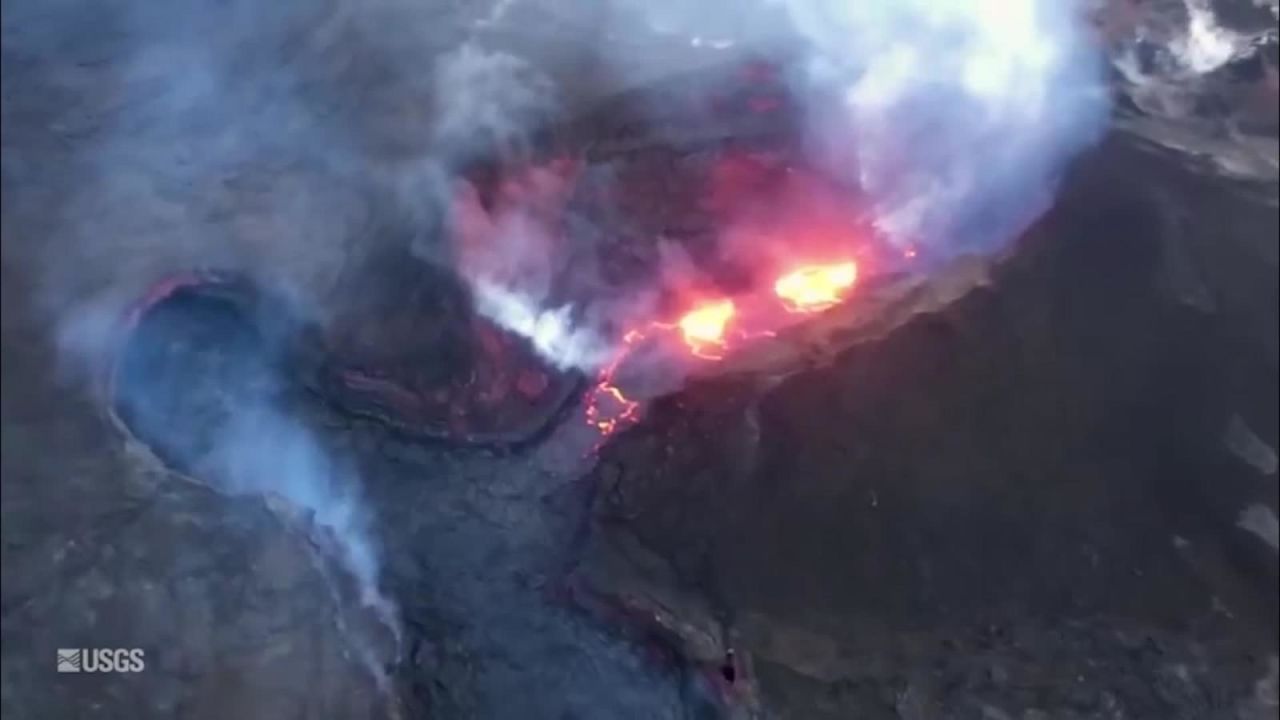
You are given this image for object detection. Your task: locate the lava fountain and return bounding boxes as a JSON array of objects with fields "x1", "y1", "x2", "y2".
[
  {"x1": 774, "y1": 262, "x2": 859, "y2": 313},
  {"x1": 669, "y1": 299, "x2": 736, "y2": 360}
]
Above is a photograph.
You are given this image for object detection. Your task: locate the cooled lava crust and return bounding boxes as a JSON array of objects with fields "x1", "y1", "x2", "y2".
[
  {"x1": 112, "y1": 270, "x2": 581, "y2": 453},
  {"x1": 309, "y1": 250, "x2": 583, "y2": 445}
]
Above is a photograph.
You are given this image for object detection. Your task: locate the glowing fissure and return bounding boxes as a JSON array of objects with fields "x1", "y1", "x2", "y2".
[{"x1": 584, "y1": 330, "x2": 644, "y2": 437}]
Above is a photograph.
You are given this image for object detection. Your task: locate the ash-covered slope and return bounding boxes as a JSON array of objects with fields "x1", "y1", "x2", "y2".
[{"x1": 572, "y1": 133, "x2": 1279, "y2": 718}]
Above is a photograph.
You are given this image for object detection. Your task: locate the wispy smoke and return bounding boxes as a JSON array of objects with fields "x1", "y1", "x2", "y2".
[
  {"x1": 432, "y1": 44, "x2": 558, "y2": 162},
  {"x1": 217, "y1": 405, "x2": 397, "y2": 626}
]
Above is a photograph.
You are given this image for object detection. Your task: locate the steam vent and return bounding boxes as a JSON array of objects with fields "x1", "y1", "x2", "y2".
[{"x1": 2, "y1": 0, "x2": 1277, "y2": 718}]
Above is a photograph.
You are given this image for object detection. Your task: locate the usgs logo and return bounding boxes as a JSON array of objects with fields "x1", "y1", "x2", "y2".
[{"x1": 56, "y1": 649, "x2": 145, "y2": 673}]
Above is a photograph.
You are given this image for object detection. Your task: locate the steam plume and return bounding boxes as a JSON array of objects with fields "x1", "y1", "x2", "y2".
[
  {"x1": 785, "y1": 0, "x2": 1109, "y2": 252},
  {"x1": 450, "y1": 0, "x2": 1111, "y2": 372}
]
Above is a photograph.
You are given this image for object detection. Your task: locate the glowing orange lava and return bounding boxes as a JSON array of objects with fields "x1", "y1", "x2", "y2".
[
  {"x1": 585, "y1": 378, "x2": 639, "y2": 436},
  {"x1": 674, "y1": 299, "x2": 735, "y2": 358},
  {"x1": 773, "y1": 261, "x2": 858, "y2": 312},
  {"x1": 584, "y1": 331, "x2": 643, "y2": 437}
]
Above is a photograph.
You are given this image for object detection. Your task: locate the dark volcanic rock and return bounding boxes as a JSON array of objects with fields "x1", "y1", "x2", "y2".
[
  {"x1": 3, "y1": 0, "x2": 1278, "y2": 717},
  {"x1": 574, "y1": 134, "x2": 1279, "y2": 718}
]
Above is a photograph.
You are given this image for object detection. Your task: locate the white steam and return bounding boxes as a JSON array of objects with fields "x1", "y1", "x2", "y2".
[
  {"x1": 473, "y1": 281, "x2": 613, "y2": 370},
  {"x1": 217, "y1": 406, "x2": 397, "y2": 629},
  {"x1": 786, "y1": 0, "x2": 1108, "y2": 251}
]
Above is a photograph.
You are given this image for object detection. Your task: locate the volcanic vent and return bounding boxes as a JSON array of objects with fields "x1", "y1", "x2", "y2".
[{"x1": 445, "y1": 58, "x2": 988, "y2": 443}]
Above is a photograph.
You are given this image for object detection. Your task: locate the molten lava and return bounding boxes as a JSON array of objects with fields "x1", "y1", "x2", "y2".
[
  {"x1": 584, "y1": 331, "x2": 643, "y2": 437},
  {"x1": 584, "y1": 261, "x2": 864, "y2": 440},
  {"x1": 773, "y1": 262, "x2": 858, "y2": 312},
  {"x1": 674, "y1": 299, "x2": 736, "y2": 359},
  {"x1": 585, "y1": 378, "x2": 639, "y2": 436}
]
